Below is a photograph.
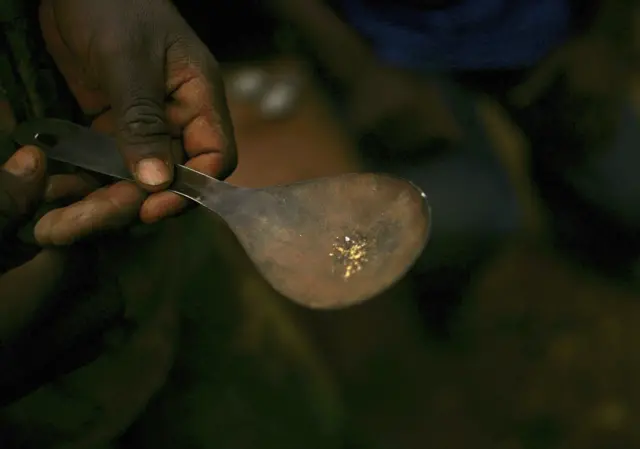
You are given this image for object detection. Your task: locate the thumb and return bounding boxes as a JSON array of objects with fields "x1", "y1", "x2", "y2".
[
  {"x1": 99, "y1": 39, "x2": 174, "y2": 192},
  {"x1": 0, "y1": 146, "x2": 47, "y2": 235}
]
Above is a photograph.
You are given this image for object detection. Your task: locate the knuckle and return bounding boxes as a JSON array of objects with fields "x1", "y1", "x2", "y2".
[{"x1": 118, "y1": 100, "x2": 167, "y2": 143}]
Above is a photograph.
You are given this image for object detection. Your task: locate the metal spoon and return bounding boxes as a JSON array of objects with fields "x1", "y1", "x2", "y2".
[{"x1": 14, "y1": 118, "x2": 431, "y2": 309}]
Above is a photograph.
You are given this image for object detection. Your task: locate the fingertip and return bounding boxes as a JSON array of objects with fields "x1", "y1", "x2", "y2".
[
  {"x1": 20, "y1": 145, "x2": 46, "y2": 170},
  {"x1": 17, "y1": 144, "x2": 46, "y2": 160},
  {"x1": 140, "y1": 191, "x2": 187, "y2": 224},
  {"x1": 134, "y1": 157, "x2": 174, "y2": 191},
  {"x1": 33, "y1": 210, "x2": 54, "y2": 245},
  {"x1": 3, "y1": 145, "x2": 47, "y2": 180},
  {"x1": 35, "y1": 202, "x2": 99, "y2": 247},
  {"x1": 35, "y1": 181, "x2": 144, "y2": 246}
]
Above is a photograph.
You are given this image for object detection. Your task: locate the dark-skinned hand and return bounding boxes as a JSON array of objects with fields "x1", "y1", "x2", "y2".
[
  {"x1": 509, "y1": 35, "x2": 632, "y2": 150},
  {"x1": 0, "y1": 146, "x2": 66, "y2": 343},
  {"x1": 39, "y1": 0, "x2": 237, "y2": 224},
  {"x1": 0, "y1": 144, "x2": 143, "y2": 388},
  {"x1": 0, "y1": 150, "x2": 220, "y2": 448},
  {"x1": 0, "y1": 143, "x2": 131, "y2": 348},
  {"x1": 347, "y1": 64, "x2": 463, "y2": 152},
  {"x1": 0, "y1": 147, "x2": 183, "y2": 445}
]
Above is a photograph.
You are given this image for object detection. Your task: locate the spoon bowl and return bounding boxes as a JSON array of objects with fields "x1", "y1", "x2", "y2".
[{"x1": 206, "y1": 173, "x2": 430, "y2": 308}]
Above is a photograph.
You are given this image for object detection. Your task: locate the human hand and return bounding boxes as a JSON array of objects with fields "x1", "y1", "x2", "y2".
[
  {"x1": 347, "y1": 65, "x2": 462, "y2": 152},
  {"x1": 510, "y1": 35, "x2": 630, "y2": 108},
  {"x1": 0, "y1": 141, "x2": 143, "y2": 340},
  {"x1": 0, "y1": 205, "x2": 221, "y2": 448},
  {"x1": 39, "y1": 0, "x2": 237, "y2": 224},
  {"x1": 509, "y1": 36, "x2": 631, "y2": 148},
  {"x1": 0, "y1": 146, "x2": 66, "y2": 343},
  {"x1": 0, "y1": 147, "x2": 174, "y2": 432}
]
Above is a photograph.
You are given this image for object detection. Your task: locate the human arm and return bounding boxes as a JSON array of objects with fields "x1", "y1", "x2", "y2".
[{"x1": 267, "y1": 0, "x2": 377, "y2": 87}]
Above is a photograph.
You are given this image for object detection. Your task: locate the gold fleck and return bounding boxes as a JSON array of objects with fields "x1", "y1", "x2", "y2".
[{"x1": 329, "y1": 233, "x2": 370, "y2": 280}]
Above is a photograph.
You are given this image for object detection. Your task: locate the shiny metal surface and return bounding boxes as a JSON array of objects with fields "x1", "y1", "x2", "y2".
[{"x1": 14, "y1": 118, "x2": 431, "y2": 309}]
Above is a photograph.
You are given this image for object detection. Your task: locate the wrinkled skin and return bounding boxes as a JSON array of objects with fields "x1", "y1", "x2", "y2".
[{"x1": 39, "y1": 0, "x2": 237, "y2": 226}]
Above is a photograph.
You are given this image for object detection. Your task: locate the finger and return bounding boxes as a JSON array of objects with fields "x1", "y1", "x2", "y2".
[
  {"x1": 139, "y1": 137, "x2": 205, "y2": 223},
  {"x1": 44, "y1": 173, "x2": 102, "y2": 202},
  {"x1": 140, "y1": 139, "x2": 188, "y2": 224},
  {"x1": 34, "y1": 181, "x2": 144, "y2": 246},
  {"x1": 509, "y1": 47, "x2": 566, "y2": 107},
  {"x1": 140, "y1": 191, "x2": 187, "y2": 224},
  {"x1": 91, "y1": 119, "x2": 187, "y2": 224},
  {"x1": 92, "y1": 108, "x2": 184, "y2": 139},
  {"x1": 97, "y1": 33, "x2": 174, "y2": 191},
  {"x1": 0, "y1": 146, "x2": 47, "y2": 234},
  {"x1": 139, "y1": 148, "x2": 221, "y2": 223},
  {"x1": 0, "y1": 249, "x2": 66, "y2": 342},
  {"x1": 166, "y1": 40, "x2": 237, "y2": 180}
]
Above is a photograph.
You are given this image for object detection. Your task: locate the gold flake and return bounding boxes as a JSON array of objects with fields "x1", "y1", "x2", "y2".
[{"x1": 329, "y1": 233, "x2": 370, "y2": 280}]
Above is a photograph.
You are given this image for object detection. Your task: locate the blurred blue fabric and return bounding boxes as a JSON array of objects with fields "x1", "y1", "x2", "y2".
[{"x1": 340, "y1": 0, "x2": 572, "y2": 71}]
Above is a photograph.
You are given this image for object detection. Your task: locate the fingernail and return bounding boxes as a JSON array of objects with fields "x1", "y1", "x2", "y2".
[
  {"x1": 135, "y1": 158, "x2": 171, "y2": 186},
  {"x1": 4, "y1": 148, "x2": 38, "y2": 178}
]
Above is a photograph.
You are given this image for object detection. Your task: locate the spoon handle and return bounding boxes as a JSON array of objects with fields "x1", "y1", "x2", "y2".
[{"x1": 14, "y1": 121, "x2": 235, "y2": 205}]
